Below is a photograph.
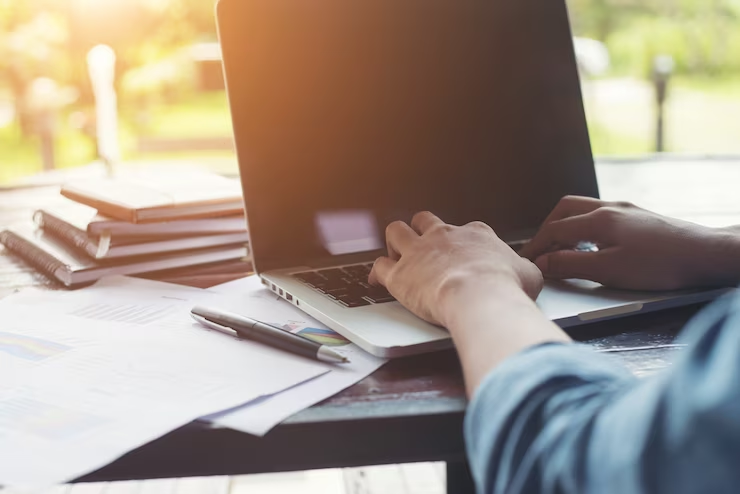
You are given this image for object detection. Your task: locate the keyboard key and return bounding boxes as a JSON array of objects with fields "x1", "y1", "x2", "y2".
[
  {"x1": 325, "y1": 286, "x2": 352, "y2": 296},
  {"x1": 342, "y1": 265, "x2": 371, "y2": 280},
  {"x1": 319, "y1": 268, "x2": 346, "y2": 281},
  {"x1": 364, "y1": 294, "x2": 396, "y2": 304},
  {"x1": 294, "y1": 271, "x2": 326, "y2": 286},
  {"x1": 293, "y1": 263, "x2": 395, "y2": 307},
  {"x1": 333, "y1": 294, "x2": 371, "y2": 308}
]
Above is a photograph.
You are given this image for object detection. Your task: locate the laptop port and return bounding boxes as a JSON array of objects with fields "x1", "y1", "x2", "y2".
[
  {"x1": 286, "y1": 293, "x2": 293, "y2": 302},
  {"x1": 279, "y1": 288, "x2": 284, "y2": 296},
  {"x1": 271, "y1": 283, "x2": 276, "y2": 291}
]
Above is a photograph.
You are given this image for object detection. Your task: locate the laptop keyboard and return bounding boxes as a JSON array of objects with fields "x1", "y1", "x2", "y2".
[{"x1": 293, "y1": 263, "x2": 395, "y2": 308}]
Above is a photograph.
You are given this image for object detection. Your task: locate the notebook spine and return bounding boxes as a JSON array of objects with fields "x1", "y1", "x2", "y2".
[
  {"x1": 0, "y1": 230, "x2": 65, "y2": 284},
  {"x1": 34, "y1": 211, "x2": 98, "y2": 258}
]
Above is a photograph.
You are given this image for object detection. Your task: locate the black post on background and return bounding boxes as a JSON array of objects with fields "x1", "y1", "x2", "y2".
[{"x1": 652, "y1": 55, "x2": 674, "y2": 153}]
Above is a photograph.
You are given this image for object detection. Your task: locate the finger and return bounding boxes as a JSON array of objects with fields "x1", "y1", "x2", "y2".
[
  {"x1": 385, "y1": 221, "x2": 419, "y2": 260},
  {"x1": 540, "y1": 196, "x2": 605, "y2": 226},
  {"x1": 369, "y1": 256, "x2": 396, "y2": 287},
  {"x1": 520, "y1": 196, "x2": 603, "y2": 259},
  {"x1": 535, "y1": 250, "x2": 613, "y2": 284},
  {"x1": 410, "y1": 211, "x2": 445, "y2": 235},
  {"x1": 520, "y1": 212, "x2": 611, "y2": 260}
]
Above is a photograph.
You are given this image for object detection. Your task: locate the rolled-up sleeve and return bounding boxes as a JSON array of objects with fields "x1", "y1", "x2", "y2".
[{"x1": 464, "y1": 292, "x2": 740, "y2": 494}]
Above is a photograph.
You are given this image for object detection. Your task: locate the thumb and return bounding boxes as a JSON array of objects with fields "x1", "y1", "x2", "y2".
[{"x1": 535, "y1": 250, "x2": 611, "y2": 283}]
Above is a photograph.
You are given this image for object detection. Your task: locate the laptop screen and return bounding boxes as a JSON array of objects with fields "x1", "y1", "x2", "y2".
[{"x1": 218, "y1": 0, "x2": 598, "y2": 272}]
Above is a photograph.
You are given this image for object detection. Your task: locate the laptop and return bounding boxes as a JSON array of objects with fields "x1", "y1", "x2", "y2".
[{"x1": 217, "y1": 0, "x2": 728, "y2": 357}]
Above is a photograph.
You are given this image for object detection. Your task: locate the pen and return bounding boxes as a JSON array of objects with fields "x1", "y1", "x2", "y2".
[{"x1": 190, "y1": 306, "x2": 349, "y2": 364}]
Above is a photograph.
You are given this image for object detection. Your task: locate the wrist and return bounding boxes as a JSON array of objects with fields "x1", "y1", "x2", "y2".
[
  {"x1": 439, "y1": 276, "x2": 569, "y2": 397},
  {"x1": 701, "y1": 228, "x2": 740, "y2": 286},
  {"x1": 439, "y1": 276, "x2": 537, "y2": 333}
]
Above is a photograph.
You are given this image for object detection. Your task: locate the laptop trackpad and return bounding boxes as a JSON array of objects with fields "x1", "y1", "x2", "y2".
[{"x1": 537, "y1": 279, "x2": 725, "y2": 328}]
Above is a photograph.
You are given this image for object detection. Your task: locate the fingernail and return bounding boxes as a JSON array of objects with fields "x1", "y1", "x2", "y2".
[{"x1": 535, "y1": 256, "x2": 548, "y2": 272}]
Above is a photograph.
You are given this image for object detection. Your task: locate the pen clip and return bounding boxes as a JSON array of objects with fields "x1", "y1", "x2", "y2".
[{"x1": 191, "y1": 313, "x2": 240, "y2": 338}]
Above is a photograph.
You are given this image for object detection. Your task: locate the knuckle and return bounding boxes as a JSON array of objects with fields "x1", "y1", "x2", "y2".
[
  {"x1": 427, "y1": 222, "x2": 449, "y2": 234},
  {"x1": 467, "y1": 221, "x2": 493, "y2": 232},
  {"x1": 594, "y1": 207, "x2": 622, "y2": 224},
  {"x1": 426, "y1": 223, "x2": 454, "y2": 238},
  {"x1": 613, "y1": 200, "x2": 635, "y2": 209}
]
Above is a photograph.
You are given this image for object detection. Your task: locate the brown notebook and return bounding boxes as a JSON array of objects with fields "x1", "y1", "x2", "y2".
[
  {"x1": 35, "y1": 208, "x2": 249, "y2": 260},
  {"x1": 0, "y1": 227, "x2": 249, "y2": 288},
  {"x1": 35, "y1": 198, "x2": 247, "y2": 240},
  {"x1": 61, "y1": 171, "x2": 244, "y2": 223}
]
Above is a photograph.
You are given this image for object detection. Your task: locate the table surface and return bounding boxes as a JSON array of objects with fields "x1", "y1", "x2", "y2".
[{"x1": 1, "y1": 156, "x2": 739, "y2": 482}]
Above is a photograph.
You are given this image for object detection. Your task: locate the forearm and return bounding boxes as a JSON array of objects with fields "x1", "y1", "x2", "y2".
[{"x1": 445, "y1": 283, "x2": 570, "y2": 397}]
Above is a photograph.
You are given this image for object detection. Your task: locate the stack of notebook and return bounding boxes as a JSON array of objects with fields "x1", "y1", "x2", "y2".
[{"x1": 0, "y1": 171, "x2": 250, "y2": 287}]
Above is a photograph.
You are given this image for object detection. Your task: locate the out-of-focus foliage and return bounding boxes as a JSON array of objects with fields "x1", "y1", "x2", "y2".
[
  {"x1": 568, "y1": 0, "x2": 740, "y2": 76},
  {"x1": 1, "y1": 0, "x2": 739, "y2": 175},
  {"x1": 0, "y1": 0, "x2": 219, "y2": 131}
]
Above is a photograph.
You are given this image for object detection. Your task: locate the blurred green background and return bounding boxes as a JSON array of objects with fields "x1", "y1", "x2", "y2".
[{"x1": 1, "y1": 0, "x2": 740, "y2": 185}]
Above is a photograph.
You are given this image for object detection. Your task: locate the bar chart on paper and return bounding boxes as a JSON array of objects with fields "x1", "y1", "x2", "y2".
[
  {"x1": 296, "y1": 327, "x2": 351, "y2": 347},
  {"x1": 0, "y1": 332, "x2": 71, "y2": 361},
  {"x1": 273, "y1": 321, "x2": 352, "y2": 347}
]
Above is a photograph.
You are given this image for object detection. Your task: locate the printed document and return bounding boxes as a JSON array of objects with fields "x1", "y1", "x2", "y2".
[
  {"x1": 0, "y1": 279, "x2": 329, "y2": 488},
  {"x1": 204, "y1": 276, "x2": 387, "y2": 436}
]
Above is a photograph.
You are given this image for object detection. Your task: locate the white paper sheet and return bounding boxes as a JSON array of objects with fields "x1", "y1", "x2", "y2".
[
  {"x1": 203, "y1": 276, "x2": 387, "y2": 436},
  {"x1": 0, "y1": 278, "x2": 329, "y2": 488}
]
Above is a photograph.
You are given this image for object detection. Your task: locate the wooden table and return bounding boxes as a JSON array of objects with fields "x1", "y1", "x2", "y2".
[{"x1": 2, "y1": 157, "x2": 739, "y2": 494}]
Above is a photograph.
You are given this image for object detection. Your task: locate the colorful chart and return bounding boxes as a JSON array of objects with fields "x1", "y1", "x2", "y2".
[
  {"x1": 296, "y1": 327, "x2": 351, "y2": 347},
  {"x1": 279, "y1": 321, "x2": 306, "y2": 332},
  {"x1": 0, "y1": 332, "x2": 70, "y2": 362},
  {"x1": 3, "y1": 398, "x2": 107, "y2": 440}
]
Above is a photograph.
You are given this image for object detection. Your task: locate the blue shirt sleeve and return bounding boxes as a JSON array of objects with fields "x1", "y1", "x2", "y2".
[{"x1": 464, "y1": 292, "x2": 740, "y2": 494}]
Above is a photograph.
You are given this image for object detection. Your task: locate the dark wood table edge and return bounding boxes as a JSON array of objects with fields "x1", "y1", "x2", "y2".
[{"x1": 78, "y1": 408, "x2": 468, "y2": 482}]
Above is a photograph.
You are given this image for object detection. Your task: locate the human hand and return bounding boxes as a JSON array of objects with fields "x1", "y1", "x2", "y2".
[
  {"x1": 369, "y1": 212, "x2": 543, "y2": 328},
  {"x1": 520, "y1": 196, "x2": 734, "y2": 290}
]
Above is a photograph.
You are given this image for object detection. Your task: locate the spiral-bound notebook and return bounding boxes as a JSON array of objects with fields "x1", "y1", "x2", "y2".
[
  {"x1": 0, "y1": 227, "x2": 249, "y2": 287},
  {"x1": 34, "y1": 206, "x2": 249, "y2": 260}
]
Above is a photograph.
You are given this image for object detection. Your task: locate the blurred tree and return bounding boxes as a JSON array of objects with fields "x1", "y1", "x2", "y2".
[
  {"x1": 567, "y1": 0, "x2": 645, "y2": 41},
  {"x1": 568, "y1": 0, "x2": 740, "y2": 76},
  {"x1": 0, "y1": 1, "x2": 70, "y2": 133},
  {"x1": 0, "y1": 0, "x2": 220, "y2": 137},
  {"x1": 2, "y1": 0, "x2": 738, "y2": 142}
]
